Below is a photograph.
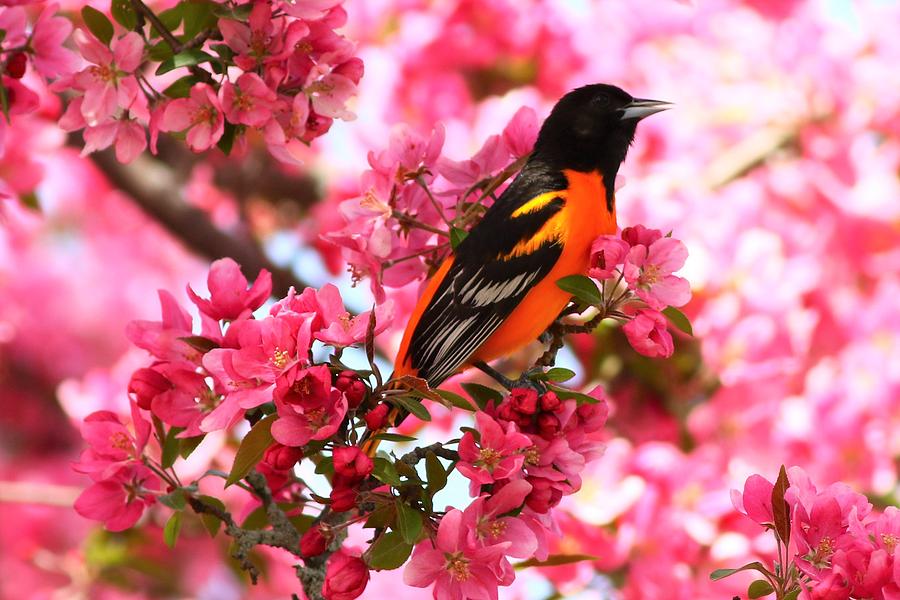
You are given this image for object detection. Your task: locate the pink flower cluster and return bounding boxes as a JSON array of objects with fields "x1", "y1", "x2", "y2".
[
  {"x1": 589, "y1": 224, "x2": 691, "y2": 358},
  {"x1": 404, "y1": 387, "x2": 609, "y2": 599},
  {"x1": 74, "y1": 257, "x2": 392, "y2": 530},
  {"x1": 325, "y1": 107, "x2": 539, "y2": 300},
  {"x1": 53, "y1": 0, "x2": 360, "y2": 163},
  {"x1": 732, "y1": 467, "x2": 900, "y2": 599},
  {"x1": 0, "y1": 4, "x2": 77, "y2": 149}
]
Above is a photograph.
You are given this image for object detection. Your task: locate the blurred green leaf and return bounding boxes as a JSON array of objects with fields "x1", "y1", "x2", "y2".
[
  {"x1": 748, "y1": 579, "x2": 775, "y2": 598},
  {"x1": 155, "y1": 49, "x2": 215, "y2": 75},
  {"x1": 556, "y1": 274, "x2": 602, "y2": 306},
  {"x1": 110, "y1": 0, "x2": 137, "y2": 30},
  {"x1": 662, "y1": 306, "x2": 693, "y2": 336},
  {"x1": 163, "y1": 512, "x2": 182, "y2": 548},
  {"x1": 460, "y1": 382, "x2": 503, "y2": 411},
  {"x1": 367, "y1": 531, "x2": 412, "y2": 570},
  {"x1": 226, "y1": 414, "x2": 276, "y2": 487},
  {"x1": 396, "y1": 502, "x2": 423, "y2": 544},
  {"x1": 81, "y1": 6, "x2": 114, "y2": 45}
]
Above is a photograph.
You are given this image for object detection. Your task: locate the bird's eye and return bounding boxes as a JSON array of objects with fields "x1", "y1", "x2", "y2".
[{"x1": 592, "y1": 93, "x2": 611, "y2": 108}]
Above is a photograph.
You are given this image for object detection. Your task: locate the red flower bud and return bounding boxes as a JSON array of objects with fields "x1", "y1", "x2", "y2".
[
  {"x1": 334, "y1": 370, "x2": 357, "y2": 392},
  {"x1": 525, "y1": 477, "x2": 563, "y2": 513},
  {"x1": 263, "y1": 443, "x2": 304, "y2": 471},
  {"x1": 364, "y1": 403, "x2": 389, "y2": 430},
  {"x1": 128, "y1": 367, "x2": 171, "y2": 410},
  {"x1": 510, "y1": 388, "x2": 539, "y2": 415},
  {"x1": 6, "y1": 53, "x2": 27, "y2": 79},
  {"x1": 323, "y1": 549, "x2": 369, "y2": 600},
  {"x1": 344, "y1": 379, "x2": 367, "y2": 409},
  {"x1": 495, "y1": 403, "x2": 517, "y2": 423},
  {"x1": 333, "y1": 446, "x2": 373, "y2": 481},
  {"x1": 330, "y1": 486, "x2": 357, "y2": 512},
  {"x1": 300, "y1": 524, "x2": 329, "y2": 557},
  {"x1": 537, "y1": 412, "x2": 560, "y2": 439},
  {"x1": 539, "y1": 391, "x2": 561, "y2": 412}
]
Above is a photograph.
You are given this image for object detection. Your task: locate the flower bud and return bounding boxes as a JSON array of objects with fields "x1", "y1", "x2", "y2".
[
  {"x1": 263, "y1": 443, "x2": 304, "y2": 471},
  {"x1": 128, "y1": 367, "x2": 171, "y2": 410},
  {"x1": 539, "y1": 391, "x2": 561, "y2": 412},
  {"x1": 330, "y1": 486, "x2": 358, "y2": 512},
  {"x1": 300, "y1": 524, "x2": 329, "y2": 557},
  {"x1": 334, "y1": 370, "x2": 357, "y2": 392},
  {"x1": 525, "y1": 477, "x2": 563, "y2": 513},
  {"x1": 333, "y1": 446, "x2": 374, "y2": 482},
  {"x1": 510, "y1": 388, "x2": 538, "y2": 415},
  {"x1": 7, "y1": 53, "x2": 27, "y2": 79},
  {"x1": 344, "y1": 379, "x2": 367, "y2": 409},
  {"x1": 323, "y1": 548, "x2": 369, "y2": 600},
  {"x1": 364, "y1": 403, "x2": 389, "y2": 430},
  {"x1": 537, "y1": 412, "x2": 560, "y2": 439},
  {"x1": 495, "y1": 403, "x2": 517, "y2": 423}
]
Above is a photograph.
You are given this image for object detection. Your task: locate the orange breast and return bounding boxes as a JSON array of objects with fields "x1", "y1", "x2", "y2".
[{"x1": 470, "y1": 169, "x2": 616, "y2": 363}]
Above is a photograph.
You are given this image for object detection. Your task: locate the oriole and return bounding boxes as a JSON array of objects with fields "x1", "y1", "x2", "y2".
[{"x1": 367, "y1": 84, "x2": 669, "y2": 452}]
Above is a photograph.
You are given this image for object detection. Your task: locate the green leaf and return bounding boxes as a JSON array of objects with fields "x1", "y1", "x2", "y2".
[
  {"x1": 148, "y1": 40, "x2": 175, "y2": 62},
  {"x1": 197, "y1": 495, "x2": 225, "y2": 537},
  {"x1": 161, "y1": 426, "x2": 184, "y2": 468},
  {"x1": 217, "y1": 122, "x2": 237, "y2": 155},
  {"x1": 182, "y1": 0, "x2": 215, "y2": 39},
  {"x1": 783, "y1": 588, "x2": 802, "y2": 600},
  {"x1": 81, "y1": 6, "x2": 114, "y2": 46},
  {"x1": 364, "y1": 503, "x2": 395, "y2": 529},
  {"x1": 19, "y1": 192, "x2": 40, "y2": 212},
  {"x1": 372, "y1": 457, "x2": 402, "y2": 487},
  {"x1": 225, "y1": 414, "x2": 276, "y2": 487},
  {"x1": 543, "y1": 367, "x2": 576, "y2": 382},
  {"x1": 367, "y1": 531, "x2": 413, "y2": 570},
  {"x1": 425, "y1": 451, "x2": 447, "y2": 494},
  {"x1": 163, "y1": 511, "x2": 182, "y2": 548},
  {"x1": 556, "y1": 274, "x2": 602, "y2": 306},
  {"x1": 373, "y1": 433, "x2": 418, "y2": 443},
  {"x1": 772, "y1": 465, "x2": 791, "y2": 546},
  {"x1": 158, "y1": 489, "x2": 186, "y2": 510},
  {"x1": 460, "y1": 382, "x2": 503, "y2": 411},
  {"x1": 449, "y1": 227, "x2": 468, "y2": 249},
  {"x1": 546, "y1": 383, "x2": 599, "y2": 405},
  {"x1": 0, "y1": 83, "x2": 8, "y2": 123},
  {"x1": 178, "y1": 335, "x2": 219, "y2": 353},
  {"x1": 436, "y1": 389, "x2": 475, "y2": 411},
  {"x1": 748, "y1": 579, "x2": 775, "y2": 598},
  {"x1": 179, "y1": 435, "x2": 205, "y2": 459},
  {"x1": 110, "y1": 0, "x2": 137, "y2": 30},
  {"x1": 662, "y1": 306, "x2": 693, "y2": 336},
  {"x1": 155, "y1": 49, "x2": 215, "y2": 75},
  {"x1": 396, "y1": 502, "x2": 423, "y2": 544},
  {"x1": 389, "y1": 396, "x2": 431, "y2": 422},
  {"x1": 156, "y1": 5, "x2": 183, "y2": 35},
  {"x1": 514, "y1": 554, "x2": 599, "y2": 569},
  {"x1": 709, "y1": 562, "x2": 768, "y2": 581}
]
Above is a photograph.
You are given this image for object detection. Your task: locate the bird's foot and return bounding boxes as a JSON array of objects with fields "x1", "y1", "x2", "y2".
[{"x1": 473, "y1": 361, "x2": 546, "y2": 394}]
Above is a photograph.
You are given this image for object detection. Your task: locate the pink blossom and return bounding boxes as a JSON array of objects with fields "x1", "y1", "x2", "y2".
[
  {"x1": 323, "y1": 547, "x2": 369, "y2": 600},
  {"x1": 404, "y1": 509, "x2": 512, "y2": 600},
  {"x1": 126, "y1": 290, "x2": 201, "y2": 364},
  {"x1": 502, "y1": 105, "x2": 539, "y2": 157},
  {"x1": 271, "y1": 365, "x2": 347, "y2": 446},
  {"x1": 589, "y1": 235, "x2": 630, "y2": 280},
  {"x1": 457, "y1": 412, "x2": 531, "y2": 488},
  {"x1": 81, "y1": 117, "x2": 147, "y2": 163},
  {"x1": 264, "y1": 93, "x2": 311, "y2": 165},
  {"x1": 30, "y1": 4, "x2": 78, "y2": 78},
  {"x1": 623, "y1": 236, "x2": 691, "y2": 309},
  {"x1": 437, "y1": 134, "x2": 509, "y2": 188},
  {"x1": 310, "y1": 283, "x2": 393, "y2": 348},
  {"x1": 621, "y1": 224, "x2": 663, "y2": 247},
  {"x1": 72, "y1": 408, "x2": 149, "y2": 481},
  {"x1": 220, "y1": 73, "x2": 278, "y2": 127},
  {"x1": 623, "y1": 309, "x2": 675, "y2": 358},
  {"x1": 160, "y1": 84, "x2": 225, "y2": 152},
  {"x1": 147, "y1": 363, "x2": 218, "y2": 438},
  {"x1": 462, "y1": 479, "x2": 537, "y2": 558},
  {"x1": 730, "y1": 474, "x2": 775, "y2": 526},
  {"x1": 306, "y1": 72, "x2": 357, "y2": 120},
  {"x1": 71, "y1": 30, "x2": 144, "y2": 125},
  {"x1": 187, "y1": 257, "x2": 272, "y2": 321},
  {"x1": 73, "y1": 464, "x2": 160, "y2": 532}
]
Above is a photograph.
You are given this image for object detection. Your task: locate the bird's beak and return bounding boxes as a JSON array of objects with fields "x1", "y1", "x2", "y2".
[{"x1": 619, "y1": 98, "x2": 672, "y2": 121}]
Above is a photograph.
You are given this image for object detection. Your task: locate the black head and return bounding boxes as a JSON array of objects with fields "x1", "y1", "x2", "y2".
[{"x1": 531, "y1": 84, "x2": 670, "y2": 206}]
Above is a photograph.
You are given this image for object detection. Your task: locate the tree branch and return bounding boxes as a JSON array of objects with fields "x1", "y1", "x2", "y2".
[{"x1": 89, "y1": 147, "x2": 311, "y2": 298}]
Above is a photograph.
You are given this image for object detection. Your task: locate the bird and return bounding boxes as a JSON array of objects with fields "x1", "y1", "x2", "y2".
[{"x1": 366, "y1": 84, "x2": 669, "y2": 452}]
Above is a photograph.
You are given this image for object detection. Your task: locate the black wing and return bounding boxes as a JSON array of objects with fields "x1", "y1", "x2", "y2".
[{"x1": 406, "y1": 165, "x2": 569, "y2": 384}]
